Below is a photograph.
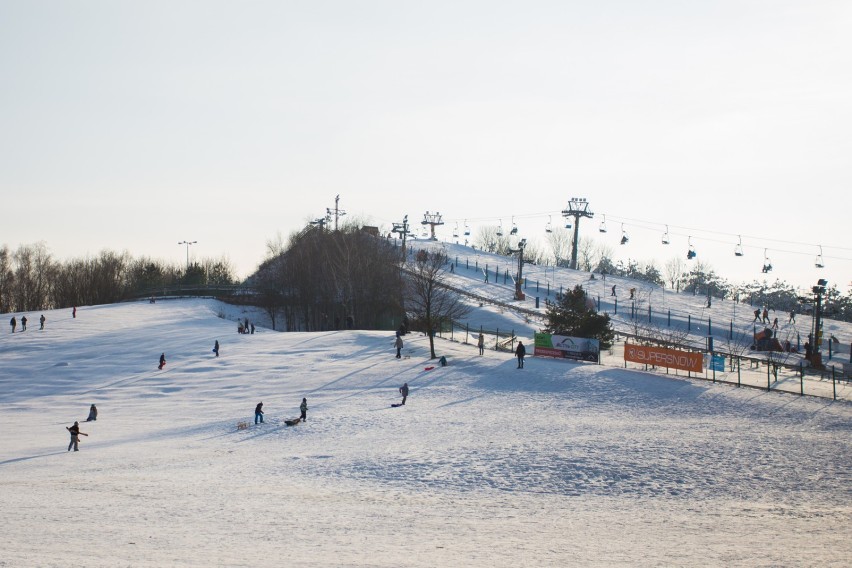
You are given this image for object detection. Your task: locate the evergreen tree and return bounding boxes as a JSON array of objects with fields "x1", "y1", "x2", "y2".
[{"x1": 543, "y1": 285, "x2": 615, "y2": 348}]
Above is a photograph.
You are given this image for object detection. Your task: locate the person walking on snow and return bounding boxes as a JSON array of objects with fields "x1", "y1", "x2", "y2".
[
  {"x1": 255, "y1": 402, "x2": 264, "y2": 424},
  {"x1": 72, "y1": 306, "x2": 76, "y2": 318},
  {"x1": 611, "y1": 285, "x2": 616, "y2": 297},
  {"x1": 789, "y1": 310, "x2": 796, "y2": 324},
  {"x1": 394, "y1": 334, "x2": 403, "y2": 358},
  {"x1": 399, "y1": 382, "x2": 409, "y2": 405},
  {"x1": 762, "y1": 307, "x2": 769, "y2": 324},
  {"x1": 20, "y1": 316, "x2": 27, "y2": 331},
  {"x1": 66, "y1": 421, "x2": 86, "y2": 451},
  {"x1": 87, "y1": 404, "x2": 98, "y2": 422},
  {"x1": 9, "y1": 316, "x2": 15, "y2": 333},
  {"x1": 300, "y1": 398, "x2": 308, "y2": 421},
  {"x1": 478, "y1": 333, "x2": 485, "y2": 355},
  {"x1": 753, "y1": 309, "x2": 760, "y2": 322},
  {"x1": 39, "y1": 314, "x2": 45, "y2": 330},
  {"x1": 158, "y1": 353, "x2": 166, "y2": 370},
  {"x1": 213, "y1": 340, "x2": 219, "y2": 357},
  {"x1": 515, "y1": 341, "x2": 526, "y2": 369}
]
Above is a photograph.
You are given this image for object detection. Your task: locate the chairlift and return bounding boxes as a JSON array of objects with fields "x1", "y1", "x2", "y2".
[
  {"x1": 620, "y1": 223, "x2": 629, "y2": 245},
  {"x1": 815, "y1": 245, "x2": 825, "y2": 268},
  {"x1": 510, "y1": 216, "x2": 518, "y2": 235},
  {"x1": 599, "y1": 214, "x2": 608, "y2": 233},
  {"x1": 734, "y1": 235, "x2": 744, "y2": 257},
  {"x1": 496, "y1": 219, "x2": 504, "y2": 237},
  {"x1": 545, "y1": 216, "x2": 553, "y2": 233},
  {"x1": 463, "y1": 220, "x2": 470, "y2": 236},
  {"x1": 661, "y1": 225, "x2": 670, "y2": 245},
  {"x1": 452, "y1": 222, "x2": 459, "y2": 238},
  {"x1": 686, "y1": 236, "x2": 697, "y2": 260},
  {"x1": 761, "y1": 248, "x2": 773, "y2": 273}
]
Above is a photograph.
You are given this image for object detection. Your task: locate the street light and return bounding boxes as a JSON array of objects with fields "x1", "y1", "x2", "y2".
[{"x1": 178, "y1": 240, "x2": 197, "y2": 272}]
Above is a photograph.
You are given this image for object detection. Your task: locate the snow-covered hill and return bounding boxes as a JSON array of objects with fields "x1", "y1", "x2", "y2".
[{"x1": 1, "y1": 297, "x2": 850, "y2": 567}]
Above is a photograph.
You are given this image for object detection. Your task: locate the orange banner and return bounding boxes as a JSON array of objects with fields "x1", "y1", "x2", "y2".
[{"x1": 624, "y1": 343, "x2": 704, "y2": 373}]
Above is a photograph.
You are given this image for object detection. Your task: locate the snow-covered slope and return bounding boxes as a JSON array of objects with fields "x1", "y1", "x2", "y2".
[{"x1": 1, "y1": 298, "x2": 850, "y2": 566}]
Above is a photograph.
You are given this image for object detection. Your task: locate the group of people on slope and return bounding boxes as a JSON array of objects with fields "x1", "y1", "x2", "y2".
[
  {"x1": 254, "y1": 398, "x2": 309, "y2": 424},
  {"x1": 65, "y1": 404, "x2": 98, "y2": 452},
  {"x1": 9, "y1": 314, "x2": 47, "y2": 332}
]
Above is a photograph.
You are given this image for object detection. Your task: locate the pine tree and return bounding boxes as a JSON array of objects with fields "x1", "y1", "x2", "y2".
[{"x1": 543, "y1": 285, "x2": 615, "y2": 348}]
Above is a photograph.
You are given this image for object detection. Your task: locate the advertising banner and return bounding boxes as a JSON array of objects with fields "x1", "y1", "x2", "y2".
[
  {"x1": 534, "y1": 333, "x2": 600, "y2": 363},
  {"x1": 624, "y1": 343, "x2": 703, "y2": 373}
]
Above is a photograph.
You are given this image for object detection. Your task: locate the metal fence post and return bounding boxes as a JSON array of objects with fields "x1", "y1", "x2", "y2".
[
  {"x1": 648, "y1": 304, "x2": 651, "y2": 323},
  {"x1": 688, "y1": 314, "x2": 691, "y2": 331},
  {"x1": 708, "y1": 318, "x2": 712, "y2": 336},
  {"x1": 800, "y1": 362, "x2": 804, "y2": 396},
  {"x1": 668, "y1": 310, "x2": 671, "y2": 327},
  {"x1": 614, "y1": 298, "x2": 618, "y2": 315},
  {"x1": 729, "y1": 320, "x2": 733, "y2": 340},
  {"x1": 832, "y1": 366, "x2": 837, "y2": 400}
]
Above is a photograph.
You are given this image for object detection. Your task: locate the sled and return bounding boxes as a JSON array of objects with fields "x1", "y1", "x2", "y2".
[
  {"x1": 236, "y1": 421, "x2": 248, "y2": 430},
  {"x1": 390, "y1": 403, "x2": 404, "y2": 408},
  {"x1": 284, "y1": 418, "x2": 301, "y2": 426},
  {"x1": 424, "y1": 366, "x2": 435, "y2": 371}
]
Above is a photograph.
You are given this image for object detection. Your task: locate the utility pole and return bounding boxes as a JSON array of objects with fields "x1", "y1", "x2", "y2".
[
  {"x1": 392, "y1": 215, "x2": 410, "y2": 259},
  {"x1": 327, "y1": 194, "x2": 346, "y2": 231},
  {"x1": 421, "y1": 211, "x2": 444, "y2": 241},
  {"x1": 812, "y1": 279, "x2": 828, "y2": 364},
  {"x1": 561, "y1": 198, "x2": 593, "y2": 270},
  {"x1": 510, "y1": 238, "x2": 527, "y2": 300}
]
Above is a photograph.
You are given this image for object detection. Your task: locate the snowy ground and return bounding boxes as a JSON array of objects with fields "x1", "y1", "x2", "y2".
[{"x1": 1, "y1": 298, "x2": 850, "y2": 567}]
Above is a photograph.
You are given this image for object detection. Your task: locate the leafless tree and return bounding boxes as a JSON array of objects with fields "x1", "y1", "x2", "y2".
[
  {"x1": 404, "y1": 249, "x2": 471, "y2": 358},
  {"x1": 545, "y1": 227, "x2": 572, "y2": 267},
  {"x1": 664, "y1": 256, "x2": 687, "y2": 291}
]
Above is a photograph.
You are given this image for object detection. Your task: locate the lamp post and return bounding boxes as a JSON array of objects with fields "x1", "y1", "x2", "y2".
[{"x1": 178, "y1": 240, "x2": 197, "y2": 272}]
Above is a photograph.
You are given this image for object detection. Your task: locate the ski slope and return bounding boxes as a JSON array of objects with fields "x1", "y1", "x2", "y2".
[{"x1": 1, "y1": 298, "x2": 850, "y2": 567}]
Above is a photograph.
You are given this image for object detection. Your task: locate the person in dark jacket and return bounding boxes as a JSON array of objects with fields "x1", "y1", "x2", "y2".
[
  {"x1": 478, "y1": 333, "x2": 485, "y2": 355},
  {"x1": 399, "y1": 382, "x2": 409, "y2": 405},
  {"x1": 86, "y1": 404, "x2": 98, "y2": 421},
  {"x1": 300, "y1": 398, "x2": 308, "y2": 421},
  {"x1": 158, "y1": 353, "x2": 166, "y2": 370},
  {"x1": 9, "y1": 316, "x2": 16, "y2": 333},
  {"x1": 20, "y1": 315, "x2": 27, "y2": 331},
  {"x1": 66, "y1": 421, "x2": 86, "y2": 451},
  {"x1": 515, "y1": 341, "x2": 526, "y2": 369},
  {"x1": 255, "y1": 402, "x2": 264, "y2": 424},
  {"x1": 39, "y1": 314, "x2": 46, "y2": 330},
  {"x1": 213, "y1": 340, "x2": 219, "y2": 357}
]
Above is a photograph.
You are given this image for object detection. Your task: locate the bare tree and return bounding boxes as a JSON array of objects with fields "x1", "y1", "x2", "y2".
[
  {"x1": 0, "y1": 246, "x2": 14, "y2": 313},
  {"x1": 664, "y1": 256, "x2": 687, "y2": 291},
  {"x1": 545, "y1": 227, "x2": 572, "y2": 267},
  {"x1": 404, "y1": 249, "x2": 470, "y2": 358}
]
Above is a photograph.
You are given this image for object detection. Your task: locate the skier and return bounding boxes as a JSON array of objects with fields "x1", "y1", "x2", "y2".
[
  {"x1": 20, "y1": 315, "x2": 27, "y2": 331},
  {"x1": 254, "y1": 402, "x2": 264, "y2": 424},
  {"x1": 39, "y1": 314, "x2": 45, "y2": 330},
  {"x1": 87, "y1": 404, "x2": 98, "y2": 422},
  {"x1": 515, "y1": 341, "x2": 526, "y2": 369},
  {"x1": 478, "y1": 333, "x2": 485, "y2": 356},
  {"x1": 9, "y1": 316, "x2": 15, "y2": 333},
  {"x1": 399, "y1": 382, "x2": 409, "y2": 406},
  {"x1": 66, "y1": 421, "x2": 86, "y2": 451},
  {"x1": 213, "y1": 340, "x2": 219, "y2": 357},
  {"x1": 394, "y1": 334, "x2": 403, "y2": 359},
  {"x1": 300, "y1": 398, "x2": 308, "y2": 421},
  {"x1": 158, "y1": 353, "x2": 166, "y2": 370}
]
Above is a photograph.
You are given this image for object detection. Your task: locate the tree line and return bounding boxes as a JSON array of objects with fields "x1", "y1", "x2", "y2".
[{"x1": 0, "y1": 242, "x2": 237, "y2": 313}]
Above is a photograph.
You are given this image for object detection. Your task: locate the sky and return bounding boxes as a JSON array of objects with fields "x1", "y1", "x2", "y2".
[{"x1": 1, "y1": 1, "x2": 850, "y2": 289}]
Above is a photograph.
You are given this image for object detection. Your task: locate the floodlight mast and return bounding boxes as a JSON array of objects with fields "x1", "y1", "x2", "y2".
[{"x1": 561, "y1": 198, "x2": 594, "y2": 270}]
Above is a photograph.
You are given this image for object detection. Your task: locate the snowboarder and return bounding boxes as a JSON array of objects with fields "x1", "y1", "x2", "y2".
[
  {"x1": 87, "y1": 404, "x2": 98, "y2": 421},
  {"x1": 300, "y1": 398, "x2": 308, "y2": 421},
  {"x1": 213, "y1": 340, "x2": 219, "y2": 357},
  {"x1": 394, "y1": 335, "x2": 403, "y2": 359},
  {"x1": 20, "y1": 315, "x2": 27, "y2": 331},
  {"x1": 9, "y1": 316, "x2": 15, "y2": 333},
  {"x1": 254, "y1": 402, "x2": 264, "y2": 424},
  {"x1": 478, "y1": 333, "x2": 485, "y2": 355},
  {"x1": 158, "y1": 353, "x2": 166, "y2": 370},
  {"x1": 399, "y1": 382, "x2": 409, "y2": 406},
  {"x1": 515, "y1": 341, "x2": 526, "y2": 369},
  {"x1": 66, "y1": 421, "x2": 86, "y2": 451},
  {"x1": 39, "y1": 314, "x2": 45, "y2": 330}
]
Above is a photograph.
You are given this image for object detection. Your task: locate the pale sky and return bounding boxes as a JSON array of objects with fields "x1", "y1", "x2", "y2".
[{"x1": 1, "y1": 1, "x2": 849, "y2": 289}]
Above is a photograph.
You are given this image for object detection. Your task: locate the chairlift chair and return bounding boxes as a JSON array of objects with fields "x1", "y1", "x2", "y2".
[
  {"x1": 452, "y1": 222, "x2": 459, "y2": 238},
  {"x1": 735, "y1": 235, "x2": 744, "y2": 257},
  {"x1": 815, "y1": 245, "x2": 825, "y2": 268},
  {"x1": 463, "y1": 220, "x2": 470, "y2": 236},
  {"x1": 496, "y1": 219, "x2": 504, "y2": 237},
  {"x1": 662, "y1": 225, "x2": 670, "y2": 245},
  {"x1": 510, "y1": 216, "x2": 518, "y2": 235},
  {"x1": 545, "y1": 216, "x2": 553, "y2": 233},
  {"x1": 686, "y1": 236, "x2": 697, "y2": 260},
  {"x1": 620, "y1": 223, "x2": 629, "y2": 245},
  {"x1": 599, "y1": 214, "x2": 607, "y2": 233},
  {"x1": 761, "y1": 248, "x2": 772, "y2": 273}
]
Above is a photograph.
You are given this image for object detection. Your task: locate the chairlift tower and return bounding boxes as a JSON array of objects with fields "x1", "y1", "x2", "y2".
[
  {"x1": 392, "y1": 215, "x2": 411, "y2": 259},
  {"x1": 510, "y1": 238, "x2": 528, "y2": 300},
  {"x1": 561, "y1": 198, "x2": 594, "y2": 270},
  {"x1": 421, "y1": 211, "x2": 444, "y2": 241}
]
